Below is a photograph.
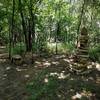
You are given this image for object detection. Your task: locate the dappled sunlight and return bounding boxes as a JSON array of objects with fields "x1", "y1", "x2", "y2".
[
  {"x1": 58, "y1": 72, "x2": 67, "y2": 79},
  {"x1": 33, "y1": 55, "x2": 69, "y2": 68},
  {"x1": 24, "y1": 74, "x2": 30, "y2": 78},
  {"x1": 85, "y1": 77, "x2": 94, "y2": 82},
  {"x1": 71, "y1": 90, "x2": 94, "y2": 100},
  {"x1": 91, "y1": 62, "x2": 95, "y2": 66},
  {"x1": 44, "y1": 78, "x2": 49, "y2": 83},
  {"x1": 43, "y1": 61, "x2": 51, "y2": 67},
  {"x1": 96, "y1": 77, "x2": 100, "y2": 84},
  {"x1": 63, "y1": 58, "x2": 70, "y2": 62},
  {"x1": 63, "y1": 58, "x2": 74, "y2": 64},
  {"x1": 49, "y1": 72, "x2": 59, "y2": 76},
  {"x1": 96, "y1": 63, "x2": 100, "y2": 71},
  {"x1": 34, "y1": 61, "x2": 43, "y2": 67},
  {"x1": 70, "y1": 78, "x2": 74, "y2": 81},
  {"x1": 0, "y1": 59, "x2": 7, "y2": 63},
  {"x1": 69, "y1": 64, "x2": 73, "y2": 67},
  {"x1": 34, "y1": 65, "x2": 38, "y2": 68},
  {"x1": 3, "y1": 74, "x2": 7, "y2": 77},
  {"x1": 72, "y1": 92, "x2": 82, "y2": 99},
  {"x1": 0, "y1": 55, "x2": 99, "y2": 100},
  {"x1": 87, "y1": 62, "x2": 100, "y2": 71},
  {"x1": 35, "y1": 60, "x2": 51, "y2": 68},
  {"x1": 0, "y1": 0, "x2": 100, "y2": 99},
  {"x1": 0, "y1": 46, "x2": 6, "y2": 49},
  {"x1": 42, "y1": 58, "x2": 46, "y2": 61},
  {"x1": 16, "y1": 68, "x2": 22, "y2": 72},
  {"x1": 48, "y1": 71, "x2": 70, "y2": 79},
  {"x1": 35, "y1": 61, "x2": 41, "y2": 64},
  {"x1": 0, "y1": 46, "x2": 100, "y2": 99},
  {"x1": 27, "y1": 64, "x2": 100, "y2": 100},
  {"x1": 55, "y1": 55, "x2": 66, "y2": 59},
  {"x1": 16, "y1": 67, "x2": 27, "y2": 72},
  {"x1": 6, "y1": 67, "x2": 11, "y2": 70},
  {"x1": 87, "y1": 64, "x2": 92, "y2": 69},
  {"x1": 51, "y1": 61, "x2": 59, "y2": 65}
]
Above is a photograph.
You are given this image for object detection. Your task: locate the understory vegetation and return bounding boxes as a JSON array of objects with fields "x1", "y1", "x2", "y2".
[
  {"x1": 0, "y1": 0, "x2": 100, "y2": 100},
  {"x1": 27, "y1": 68, "x2": 100, "y2": 100}
]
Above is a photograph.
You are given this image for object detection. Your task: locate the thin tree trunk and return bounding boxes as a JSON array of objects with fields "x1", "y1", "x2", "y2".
[
  {"x1": 19, "y1": 0, "x2": 29, "y2": 51},
  {"x1": 8, "y1": 18, "x2": 11, "y2": 59},
  {"x1": 9, "y1": 0, "x2": 15, "y2": 59},
  {"x1": 27, "y1": 0, "x2": 35, "y2": 52},
  {"x1": 28, "y1": 19, "x2": 32, "y2": 51},
  {"x1": 56, "y1": 22, "x2": 60, "y2": 54}
]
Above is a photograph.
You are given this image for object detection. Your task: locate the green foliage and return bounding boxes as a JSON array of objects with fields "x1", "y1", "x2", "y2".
[
  {"x1": 0, "y1": 0, "x2": 100, "y2": 62},
  {"x1": 27, "y1": 70, "x2": 59, "y2": 100},
  {"x1": 27, "y1": 69, "x2": 100, "y2": 100},
  {"x1": 47, "y1": 42, "x2": 75, "y2": 54},
  {"x1": 32, "y1": 43, "x2": 37, "y2": 53},
  {"x1": 12, "y1": 42, "x2": 26, "y2": 55},
  {"x1": 64, "y1": 43, "x2": 75, "y2": 53},
  {"x1": 89, "y1": 44, "x2": 100, "y2": 62}
]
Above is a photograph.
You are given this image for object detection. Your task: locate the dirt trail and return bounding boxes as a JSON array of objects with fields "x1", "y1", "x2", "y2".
[
  {"x1": 0, "y1": 48, "x2": 69, "y2": 100},
  {"x1": 0, "y1": 46, "x2": 100, "y2": 100},
  {"x1": 0, "y1": 46, "x2": 30, "y2": 100}
]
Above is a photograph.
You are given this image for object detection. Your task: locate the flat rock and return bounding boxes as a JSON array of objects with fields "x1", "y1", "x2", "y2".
[{"x1": 12, "y1": 55, "x2": 22, "y2": 59}]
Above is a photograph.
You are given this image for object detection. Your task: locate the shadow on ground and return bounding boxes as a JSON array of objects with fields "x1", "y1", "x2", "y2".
[{"x1": 0, "y1": 53, "x2": 100, "y2": 100}]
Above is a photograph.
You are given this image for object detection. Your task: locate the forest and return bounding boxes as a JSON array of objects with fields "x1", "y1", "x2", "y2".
[{"x1": 0, "y1": 0, "x2": 100, "y2": 100}]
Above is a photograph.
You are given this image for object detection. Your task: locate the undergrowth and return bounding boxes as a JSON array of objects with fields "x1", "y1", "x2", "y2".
[
  {"x1": 89, "y1": 44, "x2": 100, "y2": 62},
  {"x1": 27, "y1": 70, "x2": 59, "y2": 100},
  {"x1": 27, "y1": 69, "x2": 100, "y2": 100}
]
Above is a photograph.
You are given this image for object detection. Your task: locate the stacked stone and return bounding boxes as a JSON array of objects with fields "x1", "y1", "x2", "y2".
[{"x1": 77, "y1": 27, "x2": 89, "y2": 66}]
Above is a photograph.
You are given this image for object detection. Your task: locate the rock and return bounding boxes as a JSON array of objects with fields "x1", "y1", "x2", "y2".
[
  {"x1": 74, "y1": 27, "x2": 89, "y2": 69},
  {"x1": 12, "y1": 55, "x2": 22, "y2": 65}
]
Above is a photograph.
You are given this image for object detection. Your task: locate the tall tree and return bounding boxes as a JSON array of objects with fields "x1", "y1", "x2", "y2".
[
  {"x1": 18, "y1": 0, "x2": 29, "y2": 51},
  {"x1": 9, "y1": 0, "x2": 15, "y2": 58}
]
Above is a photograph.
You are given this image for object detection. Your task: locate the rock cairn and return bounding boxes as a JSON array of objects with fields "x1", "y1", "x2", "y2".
[
  {"x1": 72, "y1": 27, "x2": 89, "y2": 71},
  {"x1": 76, "y1": 27, "x2": 89, "y2": 68}
]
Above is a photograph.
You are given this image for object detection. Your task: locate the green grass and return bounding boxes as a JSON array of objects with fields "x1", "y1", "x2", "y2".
[
  {"x1": 12, "y1": 43, "x2": 26, "y2": 55},
  {"x1": 46, "y1": 42, "x2": 75, "y2": 54},
  {"x1": 89, "y1": 44, "x2": 100, "y2": 62},
  {"x1": 6, "y1": 42, "x2": 26, "y2": 55},
  {"x1": 27, "y1": 68, "x2": 100, "y2": 100},
  {"x1": 27, "y1": 70, "x2": 59, "y2": 100},
  {"x1": 6, "y1": 41, "x2": 100, "y2": 63}
]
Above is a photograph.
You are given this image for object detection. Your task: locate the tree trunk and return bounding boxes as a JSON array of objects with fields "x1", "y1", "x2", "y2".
[
  {"x1": 19, "y1": 0, "x2": 29, "y2": 51},
  {"x1": 28, "y1": 19, "x2": 32, "y2": 51},
  {"x1": 27, "y1": 0, "x2": 36, "y2": 52},
  {"x1": 9, "y1": 0, "x2": 15, "y2": 59},
  {"x1": 30, "y1": 0, "x2": 35, "y2": 42}
]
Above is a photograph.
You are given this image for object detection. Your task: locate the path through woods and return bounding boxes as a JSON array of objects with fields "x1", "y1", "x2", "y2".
[
  {"x1": 0, "y1": 46, "x2": 100, "y2": 100},
  {"x1": 0, "y1": 46, "x2": 30, "y2": 100}
]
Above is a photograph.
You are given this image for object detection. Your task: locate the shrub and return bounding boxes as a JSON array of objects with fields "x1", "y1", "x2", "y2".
[
  {"x1": 46, "y1": 42, "x2": 75, "y2": 54},
  {"x1": 27, "y1": 70, "x2": 59, "y2": 100},
  {"x1": 89, "y1": 45, "x2": 100, "y2": 62},
  {"x1": 12, "y1": 42, "x2": 26, "y2": 55}
]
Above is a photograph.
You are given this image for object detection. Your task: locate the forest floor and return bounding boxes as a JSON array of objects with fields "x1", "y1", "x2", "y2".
[{"x1": 0, "y1": 46, "x2": 100, "y2": 100}]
